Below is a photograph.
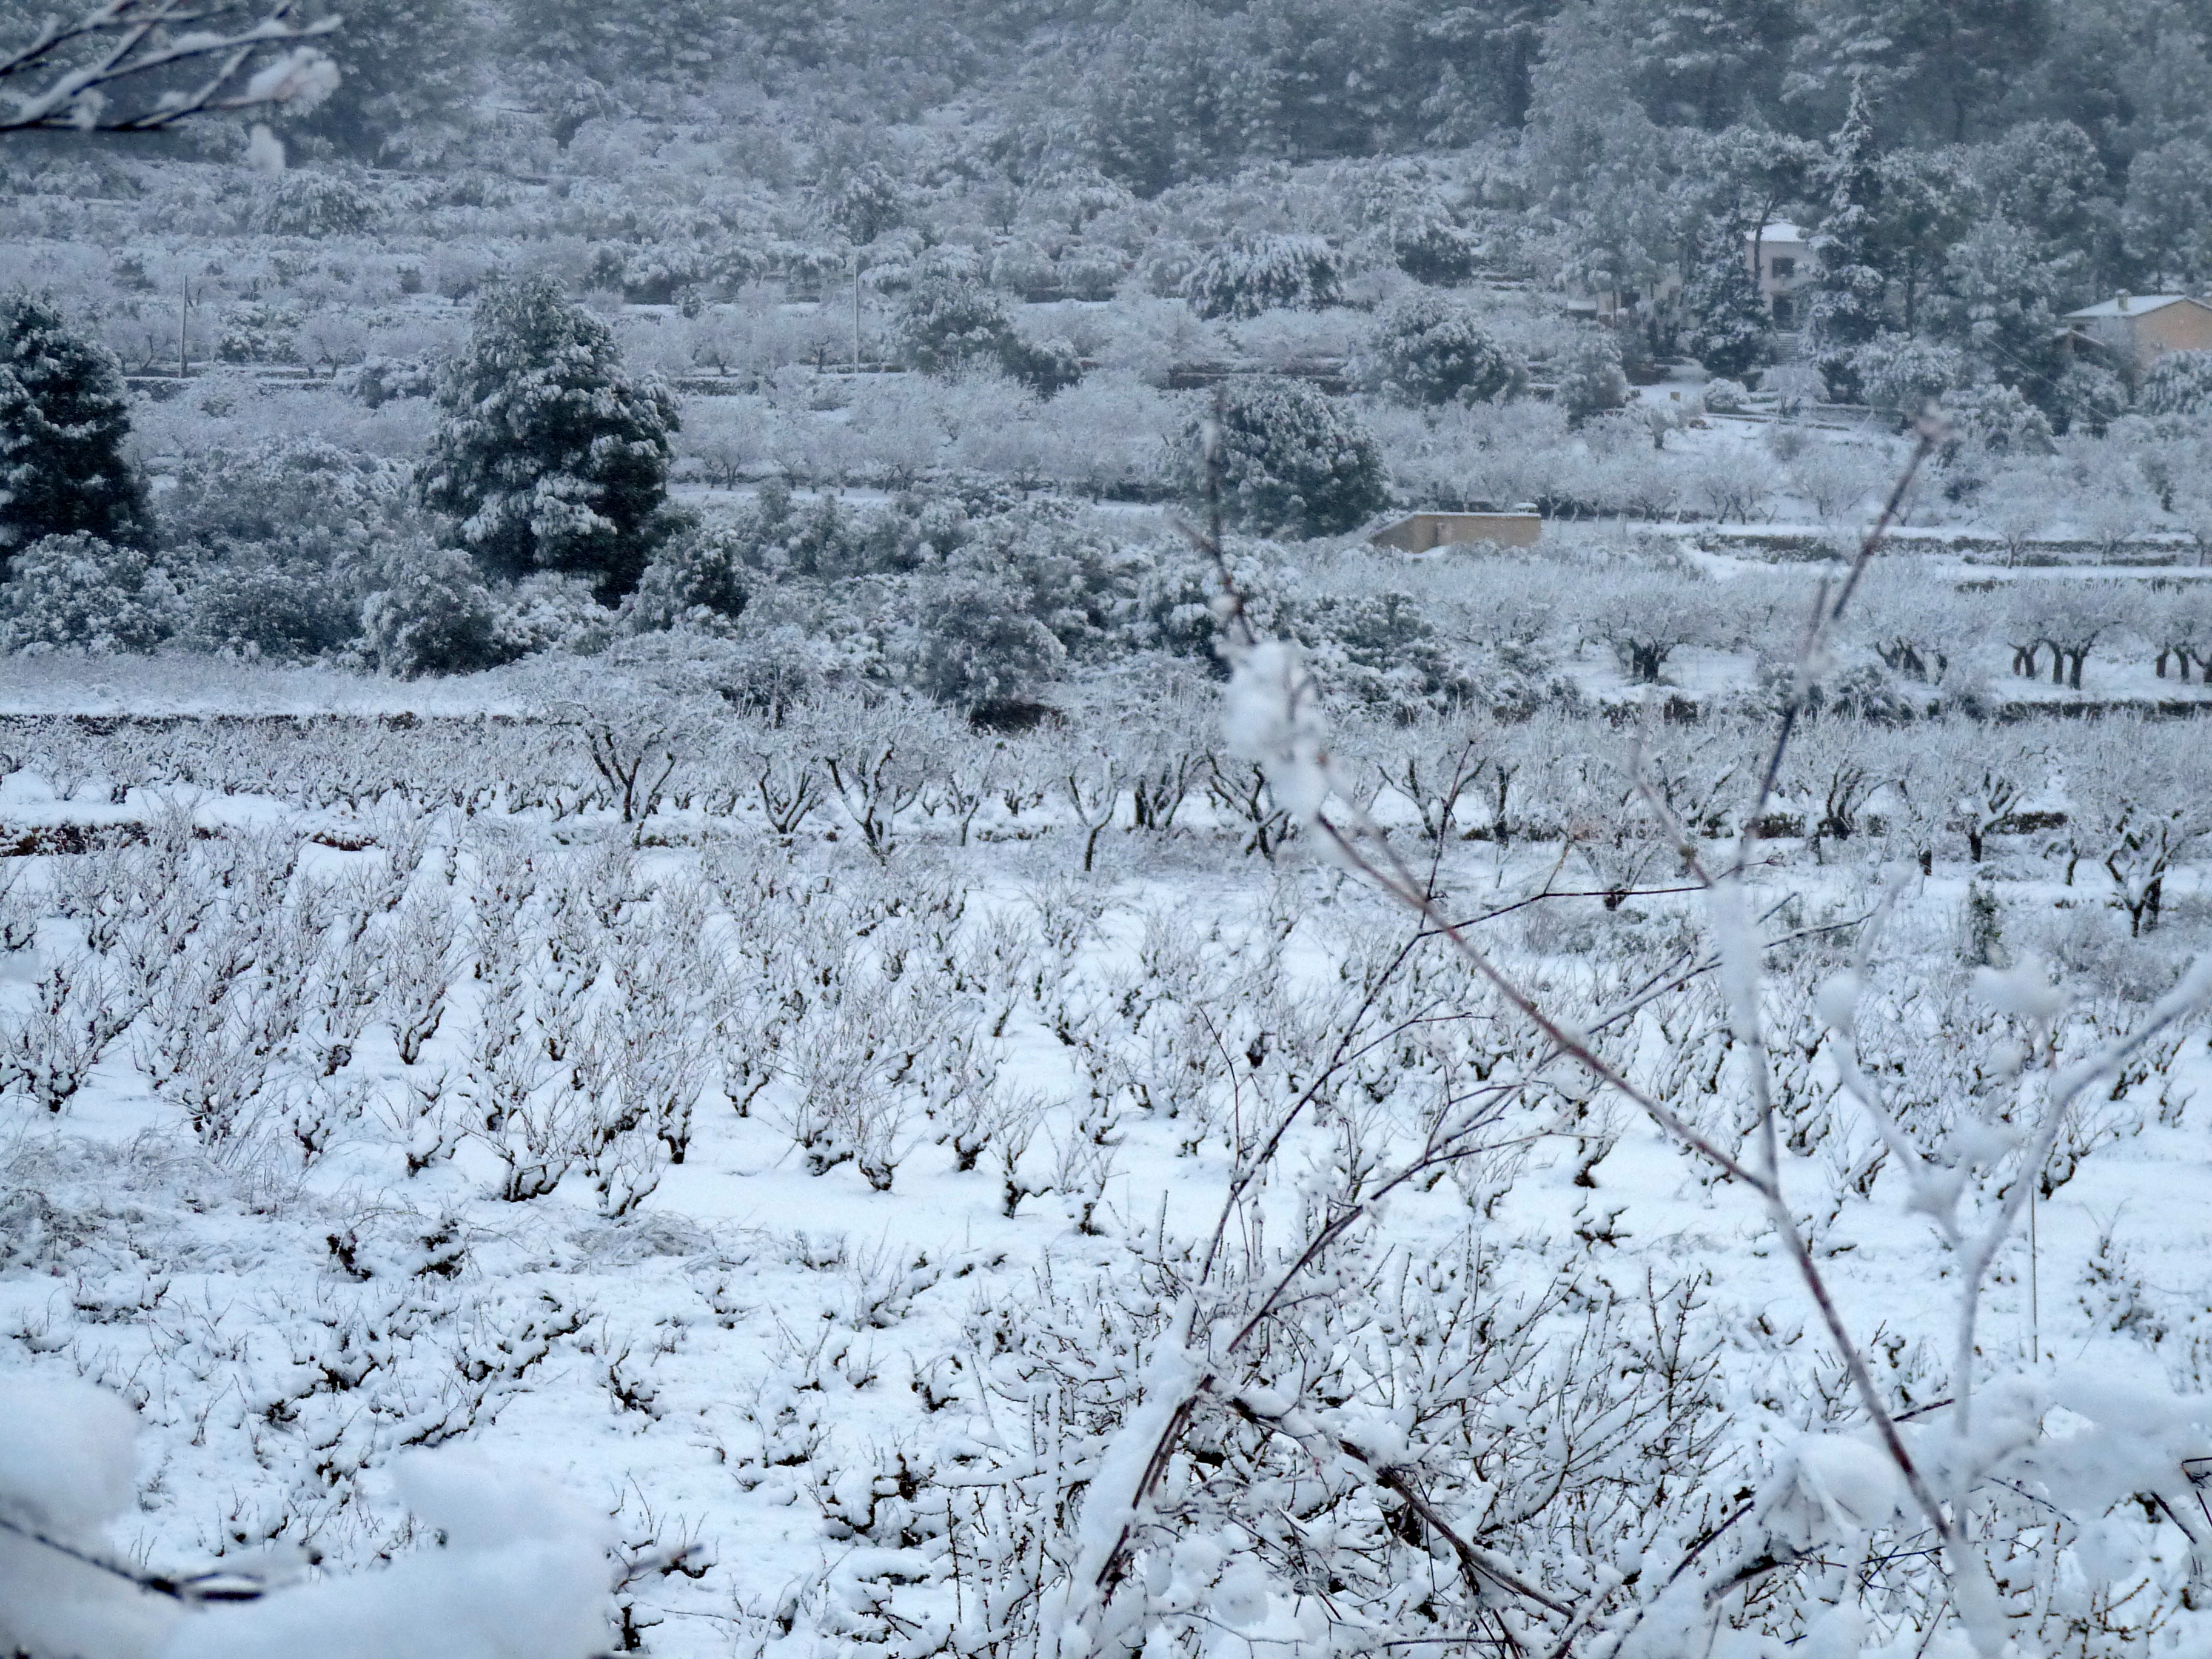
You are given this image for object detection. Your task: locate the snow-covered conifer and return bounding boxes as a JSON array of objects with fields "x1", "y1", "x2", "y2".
[
  {"x1": 0, "y1": 295, "x2": 153, "y2": 555},
  {"x1": 421, "y1": 276, "x2": 684, "y2": 600}
]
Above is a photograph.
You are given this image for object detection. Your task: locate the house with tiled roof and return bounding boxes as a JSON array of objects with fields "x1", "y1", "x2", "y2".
[{"x1": 2060, "y1": 293, "x2": 2212, "y2": 377}]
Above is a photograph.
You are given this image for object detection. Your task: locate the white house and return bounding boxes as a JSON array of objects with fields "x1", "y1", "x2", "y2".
[{"x1": 1746, "y1": 222, "x2": 1815, "y2": 327}]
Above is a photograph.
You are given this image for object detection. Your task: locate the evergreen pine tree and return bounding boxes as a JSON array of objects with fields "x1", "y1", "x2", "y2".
[
  {"x1": 1806, "y1": 80, "x2": 1889, "y2": 400},
  {"x1": 420, "y1": 277, "x2": 683, "y2": 600},
  {"x1": 0, "y1": 295, "x2": 154, "y2": 558},
  {"x1": 1179, "y1": 378, "x2": 1390, "y2": 538},
  {"x1": 1680, "y1": 235, "x2": 1772, "y2": 378}
]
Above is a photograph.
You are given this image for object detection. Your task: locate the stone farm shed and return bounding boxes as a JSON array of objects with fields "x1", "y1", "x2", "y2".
[{"x1": 1369, "y1": 510, "x2": 1541, "y2": 552}]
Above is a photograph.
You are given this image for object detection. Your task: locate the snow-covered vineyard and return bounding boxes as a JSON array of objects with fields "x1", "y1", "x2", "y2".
[
  {"x1": 6, "y1": 0, "x2": 2212, "y2": 1655},
  {"x1": 2, "y1": 653, "x2": 2211, "y2": 1658}
]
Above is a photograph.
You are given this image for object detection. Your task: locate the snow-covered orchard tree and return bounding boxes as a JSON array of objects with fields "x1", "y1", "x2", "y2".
[
  {"x1": 420, "y1": 276, "x2": 685, "y2": 601},
  {"x1": 1180, "y1": 378, "x2": 1389, "y2": 538},
  {"x1": 1182, "y1": 229, "x2": 1344, "y2": 321},
  {"x1": 1586, "y1": 571, "x2": 1730, "y2": 683},
  {"x1": 0, "y1": 293, "x2": 153, "y2": 555},
  {"x1": 1355, "y1": 291, "x2": 1524, "y2": 406},
  {"x1": 0, "y1": 0, "x2": 336, "y2": 134}
]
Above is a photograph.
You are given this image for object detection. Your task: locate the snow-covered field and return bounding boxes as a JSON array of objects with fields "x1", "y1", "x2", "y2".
[{"x1": 4, "y1": 672, "x2": 2211, "y2": 1658}]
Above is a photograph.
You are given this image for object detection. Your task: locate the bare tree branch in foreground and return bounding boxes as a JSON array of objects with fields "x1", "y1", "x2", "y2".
[{"x1": 0, "y1": 0, "x2": 337, "y2": 135}]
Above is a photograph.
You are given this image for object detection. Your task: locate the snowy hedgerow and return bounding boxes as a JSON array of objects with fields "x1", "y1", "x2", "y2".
[
  {"x1": 421, "y1": 276, "x2": 685, "y2": 600},
  {"x1": 1182, "y1": 230, "x2": 1344, "y2": 321},
  {"x1": 1356, "y1": 292, "x2": 1524, "y2": 406},
  {"x1": 1179, "y1": 377, "x2": 1390, "y2": 538},
  {"x1": 2135, "y1": 350, "x2": 2212, "y2": 418},
  {"x1": 164, "y1": 438, "x2": 417, "y2": 551},
  {"x1": 0, "y1": 532, "x2": 172, "y2": 653},
  {"x1": 1554, "y1": 330, "x2": 1629, "y2": 426},
  {"x1": 358, "y1": 537, "x2": 504, "y2": 675},
  {"x1": 0, "y1": 293, "x2": 154, "y2": 554}
]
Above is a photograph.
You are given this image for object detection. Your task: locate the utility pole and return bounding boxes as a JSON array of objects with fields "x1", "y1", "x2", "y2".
[
  {"x1": 178, "y1": 278, "x2": 192, "y2": 378},
  {"x1": 851, "y1": 254, "x2": 862, "y2": 372}
]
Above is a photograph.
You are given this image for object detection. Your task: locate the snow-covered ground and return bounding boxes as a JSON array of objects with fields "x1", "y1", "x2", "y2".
[{"x1": 4, "y1": 689, "x2": 2210, "y2": 1658}]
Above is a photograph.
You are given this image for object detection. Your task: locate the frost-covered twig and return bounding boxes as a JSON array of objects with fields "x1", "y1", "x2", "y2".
[{"x1": 0, "y1": 0, "x2": 337, "y2": 133}]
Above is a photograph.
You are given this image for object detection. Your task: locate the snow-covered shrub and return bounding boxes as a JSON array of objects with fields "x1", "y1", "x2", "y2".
[
  {"x1": 0, "y1": 533, "x2": 172, "y2": 653},
  {"x1": 894, "y1": 275, "x2": 1084, "y2": 396},
  {"x1": 2048, "y1": 359, "x2": 2128, "y2": 435},
  {"x1": 1176, "y1": 377, "x2": 1389, "y2": 538},
  {"x1": 1942, "y1": 380, "x2": 2056, "y2": 456},
  {"x1": 1700, "y1": 375, "x2": 1749, "y2": 412},
  {"x1": 337, "y1": 355, "x2": 438, "y2": 408},
  {"x1": 491, "y1": 571, "x2": 614, "y2": 659},
  {"x1": 2135, "y1": 349, "x2": 2212, "y2": 417},
  {"x1": 170, "y1": 538, "x2": 363, "y2": 662},
  {"x1": 254, "y1": 168, "x2": 377, "y2": 236},
  {"x1": 358, "y1": 538, "x2": 504, "y2": 677},
  {"x1": 988, "y1": 240, "x2": 1054, "y2": 295},
  {"x1": 895, "y1": 273, "x2": 1020, "y2": 375},
  {"x1": 1392, "y1": 215, "x2": 1484, "y2": 285},
  {"x1": 1355, "y1": 291, "x2": 1523, "y2": 406},
  {"x1": 911, "y1": 568, "x2": 1070, "y2": 709},
  {"x1": 213, "y1": 301, "x2": 300, "y2": 365},
  {"x1": 1182, "y1": 230, "x2": 1343, "y2": 320},
  {"x1": 1851, "y1": 331, "x2": 1969, "y2": 421},
  {"x1": 1555, "y1": 330, "x2": 1627, "y2": 426},
  {"x1": 621, "y1": 521, "x2": 751, "y2": 637},
  {"x1": 1057, "y1": 245, "x2": 1125, "y2": 301}
]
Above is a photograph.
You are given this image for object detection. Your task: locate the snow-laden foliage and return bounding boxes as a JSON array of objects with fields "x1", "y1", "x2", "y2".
[
  {"x1": 1177, "y1": 378, "x2": 1389, "y2": 538},
  {"x1": 0, "y1": 295, "x2": 152, "y2": 555},
  {"x1": 1182, "y1": 232, "x2": 1344, "y2": 323},
  {"x1": 1355, "y1": 292, "x2": 1524, "y2": 407},
  {"x1": 420, "y1": 276, "x2": 685, "y2": 600}
]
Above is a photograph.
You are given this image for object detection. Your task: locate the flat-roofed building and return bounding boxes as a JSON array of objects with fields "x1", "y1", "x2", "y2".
[
  {"x1": 1369, "y1": 509, "x2": 1541, "y2": 552},
  {"x1": 1747, "y1": 222, "x2": 1815, "y2": 327}
]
